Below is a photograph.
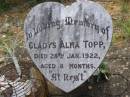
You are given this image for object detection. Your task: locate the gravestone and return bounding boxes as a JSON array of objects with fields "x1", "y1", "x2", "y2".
[{"x1": 24, "y1": 0, "x2": 112, "y2": 93}]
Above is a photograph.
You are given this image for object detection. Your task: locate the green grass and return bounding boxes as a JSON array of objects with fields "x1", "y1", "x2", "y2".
[
  {"x1": 121, "y1": 0, "x2": 130, "y2": 13},
  {"x1": 122, "y1": 3, "x2": 129, "y2": 13},
  {"x1": 114, "y1": 19, "x2": 130, "y2": 39},
  {"x1": 92, "y1": 62, "x2": 110, "y2": 82},
  {"x1": 121, "y1": 20, "x2": 130, "y2": 36}
]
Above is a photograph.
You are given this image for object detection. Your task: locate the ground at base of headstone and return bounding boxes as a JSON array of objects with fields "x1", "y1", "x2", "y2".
[{"x1": 0, "y1": 61, "x2": 48, "y2": 97}]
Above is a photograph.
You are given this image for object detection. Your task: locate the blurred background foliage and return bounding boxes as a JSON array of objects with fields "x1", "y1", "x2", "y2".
[
  {"x1": 0, "y1": 0, "x2": 130, "y2": 12},
  {"x1": 0, "y1": 0, "x2": 76, "y2": 12}
]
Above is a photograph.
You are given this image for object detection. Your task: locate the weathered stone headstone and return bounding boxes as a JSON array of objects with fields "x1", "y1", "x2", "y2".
[{"x1": 24, "y1": 0, "x2": 112, "y2": 92}]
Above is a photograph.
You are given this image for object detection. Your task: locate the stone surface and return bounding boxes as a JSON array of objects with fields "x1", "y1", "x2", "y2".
[{"x1": 24, "y1": 0, "x2": 112, "y2": 92}]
